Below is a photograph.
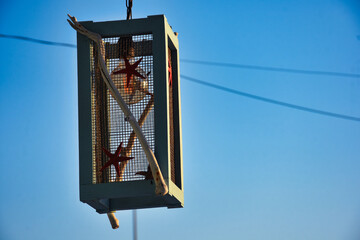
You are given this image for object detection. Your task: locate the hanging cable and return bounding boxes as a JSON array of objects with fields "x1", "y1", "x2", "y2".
[
  {"x1": 0, "y1": 33, "x2": 77, "y2": 48},
  {"x1": 1, "y1": 32, "x2": 359, "y2": 79},
  {"x1": 126, "y1": 0, "x2": 133, "y2": 20},
  {"x1": 181, "y1": 59, "x2": 360, "y2": 79},
  {"x1": 181, "y1": 74, "x2": 360, "y2": 122},
  {"x1": 1, "y1": 32, "x2": 359, "y2": 122}
]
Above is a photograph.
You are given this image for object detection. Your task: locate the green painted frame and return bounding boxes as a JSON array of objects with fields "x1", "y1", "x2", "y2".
[{"x1": 77, "y1": 15, "x2": 183, "y2": 213}]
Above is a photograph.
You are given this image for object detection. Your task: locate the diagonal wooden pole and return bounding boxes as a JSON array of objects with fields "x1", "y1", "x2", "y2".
[{"x1": 118, "y1": 94, "x2": 154, "y2": 180}]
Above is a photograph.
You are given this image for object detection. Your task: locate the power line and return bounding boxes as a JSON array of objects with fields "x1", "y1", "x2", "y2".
[
  {"x1": 1, "y1": 33, "x2": 360, "y2": 79},
  {"x1": 0, "y1": 33, "x2": 77, "y2": 48},
  {"x1": 181, "y1": 59, "x2": 360, "y2": 79},
  {"x1": 181, "y1": 74, "x2": 360, "y2": 122},
  {"x1": 1, "y1": 33, "x2": 359, "y2": 122}
]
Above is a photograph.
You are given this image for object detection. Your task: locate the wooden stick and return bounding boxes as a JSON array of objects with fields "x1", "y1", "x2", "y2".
[
  {"x1": 118, "y1": 95, "x2": 154, "y2": 180},
  {"x1": 107, "y1": 212, "x2": 119, "y2": 229}
]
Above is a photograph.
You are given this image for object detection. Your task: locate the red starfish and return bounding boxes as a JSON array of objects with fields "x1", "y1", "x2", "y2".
[
  {"x1": 168, "y1": 58, "x2": 173, "y2": 87},
  {"x1": 113, "y1": 57, "x2": 146, "y2": 88},
  {"x1": 99, "y1": 142, "x2": 134, "y2": 177}
]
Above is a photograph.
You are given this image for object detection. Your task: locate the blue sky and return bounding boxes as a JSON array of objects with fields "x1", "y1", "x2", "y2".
[{"x1": 1, "y1": 0, "x2": 360, "y2": 239}]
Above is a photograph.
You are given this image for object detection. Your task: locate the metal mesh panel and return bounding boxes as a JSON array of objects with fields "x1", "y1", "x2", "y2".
[
  {"x1": 90, "y1": 34, "x2": 154, "y2": 184},
  {"x1": 168, "y1": 48, "x2": 176, "y2": 185},
  {"x1": 168, "y1": 46, "x2": 181, "y2": 189}
]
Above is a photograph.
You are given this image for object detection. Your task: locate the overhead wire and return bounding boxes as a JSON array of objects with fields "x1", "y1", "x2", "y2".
[
  {"x1": 0, "y1": 33, "x2": 77, "y2": 48},
  {"x1": 181, "y1": 74, "x2": 360, "y2": 122},
  {"x1": 181, "y1": 59, "x2": 360, "y2": 79},
  {"x1": 1, "y1": 33, "x2": 359, "y2": 79},
  {"x1": 1, "y1": 33, "x2": 359, "y2": 122}
]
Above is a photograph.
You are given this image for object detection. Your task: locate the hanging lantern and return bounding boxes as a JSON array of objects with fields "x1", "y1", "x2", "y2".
[{"x1": 72, "y1": 14, "x2": 183, "y2": 216}]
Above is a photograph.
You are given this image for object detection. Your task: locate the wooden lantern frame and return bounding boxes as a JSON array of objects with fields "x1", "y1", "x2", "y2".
[{"x1": 77, "y1": 15, "x2": 183, "y2": 213}]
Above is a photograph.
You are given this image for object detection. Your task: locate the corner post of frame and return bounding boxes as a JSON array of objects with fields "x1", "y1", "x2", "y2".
[
  {"x1": 150, "y1": 15, "x2": 170, "y2": 184},
  {"x1": 77, "y1": 31, "x2": 93, "y2": 188}
]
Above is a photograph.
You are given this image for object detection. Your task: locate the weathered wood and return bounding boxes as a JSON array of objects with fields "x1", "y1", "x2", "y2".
[
  {"x1": 118, "y1": 95, "x2": 154, "y2": 180},
  {"x1": 107, "y1": 212, "x2": 119, "y2": 229}
]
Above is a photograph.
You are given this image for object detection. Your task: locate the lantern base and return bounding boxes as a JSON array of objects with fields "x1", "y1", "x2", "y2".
[{"x1": 80, "y1": 180, "x2": 183, "y2": 213}]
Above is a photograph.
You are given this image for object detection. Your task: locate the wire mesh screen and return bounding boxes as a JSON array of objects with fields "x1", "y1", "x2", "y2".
[
  {"x1": 168, "y1": 46, "x2": 181, "y2": 189},
  {"x1": 168, "y1": 48, "x2": 176, "y2": 186},
  {"x1": 90, "y1": 34, "x2": 154, "y2": 184}
]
